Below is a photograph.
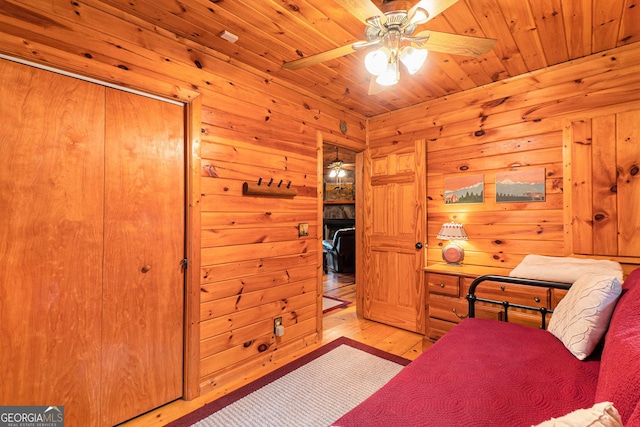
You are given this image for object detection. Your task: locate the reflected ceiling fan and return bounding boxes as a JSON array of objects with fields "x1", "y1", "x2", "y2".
[
  {"x1": 282, "y1": 0, "x2": 497, "y2": 94},
  {"x1": 327, "y1": 147, "x2": 354, "y2": 177}
]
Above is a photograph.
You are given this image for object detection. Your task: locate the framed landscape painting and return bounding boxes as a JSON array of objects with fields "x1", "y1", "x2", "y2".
[
  {"x1": 496, "y1": 168, "x2": 546, "y2": 203},
  {"x1": 444, "y1": 174, "x2": 484, "y2": 204}
]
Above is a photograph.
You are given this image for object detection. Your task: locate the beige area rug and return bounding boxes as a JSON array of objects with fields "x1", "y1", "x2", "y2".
[
  {"x1": 322, "y1": 295, "x2": 350, "y2": 313},
  {"x1": 166, "y1": 337, "x2": 410, "y2": 427}
]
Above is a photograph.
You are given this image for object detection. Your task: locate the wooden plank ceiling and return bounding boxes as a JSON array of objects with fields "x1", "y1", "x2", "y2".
[
  {"x1": 95, "y1": 0, "x2": 640, "y2": 117},
  {"x1": 32, "y1": 0, "x2": 640, "y2": 117}
]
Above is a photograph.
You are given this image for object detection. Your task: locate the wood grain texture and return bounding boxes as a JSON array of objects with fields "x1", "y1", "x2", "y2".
[
  {"x1": 362, "y1": 140, "x2": 426, "y2": 333},
  {"x1": 184, "y1": 95, "x2": 202, "y2": 400},
  {"x1": 119, "y1": 273, "x2": 422, "y2": 427},
  {"x1": 591, "y1": 114, "x2": 618, "y2": 255},
  {"x1": 2, "y1": 0, "x2": 640, "y2": 417},
  {"x1": 571, "y1": 119, "x2": 594, "y2": 254},
  {"x1": 2, "y1": 1, "x2": 640, "y2": 116},
  {"x1": 371, "y1": 42, "x2": 640, "y2": 272},
  {"x1": 0, "y1": 58, "x2": 105, "y2": 427},
  {"x1": 616, "y1": 109, "x2": 640, "y2": 256},
  {"x1": 101, "y1": 89, "x2": 185, "y2": 426}
]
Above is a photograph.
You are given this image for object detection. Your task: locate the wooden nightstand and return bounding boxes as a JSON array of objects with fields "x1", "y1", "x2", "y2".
[{"x1": 424, "y1": 264, "x2": 566, "y2": 342}]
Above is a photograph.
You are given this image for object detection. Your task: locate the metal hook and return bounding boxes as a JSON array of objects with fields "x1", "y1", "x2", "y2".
[
  {"x1": 278, "y1": 180, "x2": 283, "y2": 187},
  {"x1": 267, "y1": 178, "x2": 273, "y2": 186},
  {"x1": 257, "y1": 177, "x2": 262, "y2": 186}
]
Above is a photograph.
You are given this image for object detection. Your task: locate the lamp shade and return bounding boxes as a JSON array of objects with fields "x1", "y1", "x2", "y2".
[{"x1": 436, "y1": 222, "x2": 468, "y2": 241}]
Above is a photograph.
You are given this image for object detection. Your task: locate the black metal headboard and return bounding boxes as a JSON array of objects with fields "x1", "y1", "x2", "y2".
[{"x1": 467, "y1": 275, "x2": 572, "y2": 329}]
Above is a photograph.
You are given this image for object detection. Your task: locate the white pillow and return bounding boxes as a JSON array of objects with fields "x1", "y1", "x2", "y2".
[
  {"x1": 548, "y1": 273, "x2": 622, "y2": 360},
  {"x1": 532, "y1": 401, "x2": 622, "y2": 427},
  {"x1": 510, "y1": 254, "x2": 623, "y2": 284}
]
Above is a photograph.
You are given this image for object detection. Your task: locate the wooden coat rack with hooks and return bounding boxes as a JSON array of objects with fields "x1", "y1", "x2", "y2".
[{"x1": 242, "y1": 177, "x2": 297, "y2": 198}]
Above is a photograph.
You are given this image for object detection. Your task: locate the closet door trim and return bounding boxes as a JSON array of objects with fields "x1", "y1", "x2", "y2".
[{"x1": 0, "y1": 53, "x2": 183, "y2": 106}]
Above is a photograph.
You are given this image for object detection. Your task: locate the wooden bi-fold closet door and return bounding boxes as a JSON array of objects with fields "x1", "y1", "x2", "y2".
[
  {"x1": 0, "y1": 59, "x2": 185, "y2": 426},
  {"x1": 0, "y1": 58, "x2": 105, "y2": 426},
  {"x1": 101, "y1": 88, "x2": 185, "y2": 426}
]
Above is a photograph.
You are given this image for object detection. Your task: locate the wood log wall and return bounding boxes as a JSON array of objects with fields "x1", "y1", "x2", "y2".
[
  {"x1": 368, "y1": 41, "x2": 640, "y2": 277},
  {"x1": 0, "y1": 0, "x2": 366, "y2": 398}
]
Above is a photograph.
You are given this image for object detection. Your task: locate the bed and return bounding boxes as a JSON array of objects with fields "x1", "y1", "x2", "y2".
[{"x1": 331, "y1": 262, "x2": 640, "y2": 427}]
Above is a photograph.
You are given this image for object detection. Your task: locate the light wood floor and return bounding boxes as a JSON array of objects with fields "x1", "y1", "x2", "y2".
[{"x1": 119, "y1": 271, "x2": 425, "y2": 426}]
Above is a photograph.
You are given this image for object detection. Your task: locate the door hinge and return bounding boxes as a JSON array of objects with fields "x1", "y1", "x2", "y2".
[{"x1": 181, "y1": 258, "x2": 188, "y2": 270}]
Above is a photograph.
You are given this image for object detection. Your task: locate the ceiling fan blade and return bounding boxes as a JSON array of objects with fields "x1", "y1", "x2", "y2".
[
  {"x1": 283, "y1": 39, "x2": 380, "y2": 70},
  {"x1": 283, "y1": 43, "x2": 359, "y2": 70},
  {"x1": 413, "y1": 30, "x2": 496, "y2": 57},
  {"x1": 409, "y1": 0, "x2": 459, "y2": 23},
  {"x1": 334, "y1": 0, "x2": 386, "y2": 26}
]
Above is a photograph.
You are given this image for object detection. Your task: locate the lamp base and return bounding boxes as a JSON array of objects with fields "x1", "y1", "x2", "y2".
[{"x1": 441, "y1": 242, "x2": 464, "y2": 265}]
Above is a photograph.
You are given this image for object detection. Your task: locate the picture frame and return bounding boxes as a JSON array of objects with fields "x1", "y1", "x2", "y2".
[
  {"x1": 325, "y1": 183, "x2": 354, "y2": 201},
  {"x1": 444, "y1": 174, "x2": 484, "y2": 204},
  {"x1": 496, "y1": 168, "x2": 546, "y2": 203}
]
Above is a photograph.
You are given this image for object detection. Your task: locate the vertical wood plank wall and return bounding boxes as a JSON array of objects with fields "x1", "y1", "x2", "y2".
[
  {"x1": 0, "y1": 1, "x2": 366, "y2": 398},
  {"x1": 571, "y1": 111, "x2": 640, "y2": 258},
  {"x1": 368, "y1": 42, "x2": 640, "y2": 275}
]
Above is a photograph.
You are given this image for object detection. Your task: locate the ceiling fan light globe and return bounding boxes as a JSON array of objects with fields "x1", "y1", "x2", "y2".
[
  {"x1": 376, "y1": 62, "x2": 399, "y2": 86},
  {"x1": 400, "y1": 46, "x2": 428, "y2": 74},
  {"x1": 364, "y1": 49, "x2": 389, "y2": 76}
]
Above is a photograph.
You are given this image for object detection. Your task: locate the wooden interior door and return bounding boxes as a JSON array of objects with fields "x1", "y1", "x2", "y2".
[
  {"x1": 0, "y1": 59, "x2": 105, "y2": 425},
  {"x1": 101, "y1": 89, "x2": 185, "y2": 426},
  {"x1": 362, "y1": 140, "x2": 427, "y2": 333}
]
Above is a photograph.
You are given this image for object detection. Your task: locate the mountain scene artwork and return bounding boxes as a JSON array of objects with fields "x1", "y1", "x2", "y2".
[
  {"x1": 496, "y1": 168, "x2": 546, "y2": 203},
  {"x1": 444, "y1": 174, "x2": 484, "y2": 204}
]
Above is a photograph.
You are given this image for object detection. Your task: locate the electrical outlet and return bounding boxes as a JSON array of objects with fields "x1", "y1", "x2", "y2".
[
  {"x1": 274, "y1": 317, "x2": 285, "y2": 337},
  {"x1": 298, "y1": 222, "x2": 309, "y2": 237}
]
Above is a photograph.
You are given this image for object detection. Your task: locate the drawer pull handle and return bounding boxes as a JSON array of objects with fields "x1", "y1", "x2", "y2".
[
  {"x1": 452, "y1": 308, "x2": 468, "y2": 320},
  {"x1": 439, "y1": 283, "x2": 445, "y2": 288},
  {"x1": 534, "y1": 296, "x2": 541, "y2": 303},
  {"x1": 500, "y1": 285, "x2": 505, "y2": 292}
]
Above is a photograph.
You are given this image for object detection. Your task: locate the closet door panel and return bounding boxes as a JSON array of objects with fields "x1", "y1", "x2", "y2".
[
  {"x1": 101, "y1": 89, "x2": 185, "y2": 426},
  {"x1": 0, "y1": 59, "x2": 105, "y2": 425}
]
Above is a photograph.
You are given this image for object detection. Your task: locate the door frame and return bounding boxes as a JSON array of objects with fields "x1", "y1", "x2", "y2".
[
  {"x1": 183, "y1": 96, "x2": 202, "y2": 400},
  {"x1": 317, "y1": 135, "x2": 366, "y2": 333}
]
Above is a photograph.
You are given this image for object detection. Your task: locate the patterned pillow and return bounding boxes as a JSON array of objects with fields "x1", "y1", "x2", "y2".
[
  {"x1": 547, "y1": 274, "x2": 622, "y2": 360},
  {"x1": 532, "y1": 402, "x2": 622, "y2": 427}
]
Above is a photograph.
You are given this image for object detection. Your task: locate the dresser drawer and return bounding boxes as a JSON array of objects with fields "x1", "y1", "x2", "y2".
[
  {"x1": 427, "y1": 273, "x2": 460, "y2": 297},
  {"x1": 427, "y1": 317, "x2": 456, "y2": 340},
  {"x1": 429, "y1": 294, "x2": 468, "y2": 323},
  {"x1": 506, "y1": 310, "x2": 553, "y2": 329},
  {"x1": 551, "y1": 288, "x2": 569, "y2": 309},
  {"x1": 461, "y1": 277, "x2": 549, "y2": 309}
]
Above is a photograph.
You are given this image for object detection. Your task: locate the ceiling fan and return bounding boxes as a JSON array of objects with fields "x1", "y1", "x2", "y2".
[
  {"x1": 327, "y1": 147, "x2": 354, "y2": 177},
  {"x1": 282, "y1": 0, "x2": 497, "y2": 94}
]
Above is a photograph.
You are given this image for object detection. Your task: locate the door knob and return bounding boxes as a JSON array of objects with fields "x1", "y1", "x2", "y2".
[
  {"x1": 141, "y1": 265, "x2": 152, "y2": 273},
  {"x1": 415, "y1": 242, "x2": 423, "y2": 249}
]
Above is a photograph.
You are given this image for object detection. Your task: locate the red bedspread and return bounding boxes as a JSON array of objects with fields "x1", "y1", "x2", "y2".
[{"x1": 332, "y1": 318, "x2": 601, "y2": 427}]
